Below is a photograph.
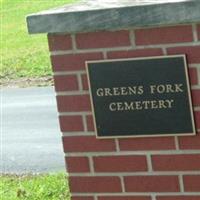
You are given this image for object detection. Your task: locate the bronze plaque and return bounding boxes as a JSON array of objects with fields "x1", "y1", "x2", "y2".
[{"x1": 86, "y1": 55, "x2": 196, "y2": 138}]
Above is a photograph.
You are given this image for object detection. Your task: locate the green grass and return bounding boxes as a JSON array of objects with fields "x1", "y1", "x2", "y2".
[
  {"x1": 0, "y1": 0, "x2": 78, "y2": 80},
  {"x1": 0, "y1": 172, "x2": 70, "y2": 200}
]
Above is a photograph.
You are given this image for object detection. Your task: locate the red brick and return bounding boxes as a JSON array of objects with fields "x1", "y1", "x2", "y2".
[
  {"x1": 56, "y1": 95, "x2": 91, "y2": 112},
  {"x1": 156, "y1": 196, "x2": 200, "y2": 200},
  {"x1": 59, "y1": 116, "x2": 84, "y2": 132},
  {"x1": 71, "y1": 197, "x2": 94, "y2": 200},
  {"x1": 167, "y1": 46, "x2": 200, "y2": 63},
  {"x1": 179, "y1": 134, "x2": 200, "y2": 149},
  {"x1": 184, "y1": 175, "x2": 200, "y2": 191},
  {"x1": 76, "y1": 30, "x2": 130, "y2": 49},
  {"x1": 107, "y1": 48, "x2": 163, "y2": 59},
  {"x1": 53, "y1": 75, "x2": 78, "y2": 92},
  {"x1": 69, "y1": 176, "x2": 122, "y2": 193},
  {"x1": 192, "y1": 89, "x2": 200, "y2": 106},
  {"x1": 48, "y1": 34, "x2": 72, "y2": 51},
  {"x1": 86, "y1": 115, "x2": 95, "y2": 131},
  {"x1": 63, "y1": 136, "x2": 116, "y2": 152},
  {"x1": 93, "y1": 155, "x2": 147, "y2": 172},
  {"x1": 135, "y1": 25, "x2": 193, "y2": 45},
  {"x1": 51, "y1": 52, "x2": 103, "y2": 72},
  {"x1": 189, "y1": 68, "x2": 198, "y2": 85},
  {"x1": 81, "y1": 74, "x2": 89, "y2": 90},
  {"x1": 66, "y1": 156, "x2": 90, "y2": 173},
  {"x1": 197, "y1": 24, "x2": 200, "y2": 40},
  {"x1": 98, "y1": 196, "x2": 151, "y2": 200},
  {"x1": 124, "y1": 176, "x2": 179, "y2": 192},
  {"x1": 152, "y1": 154, "x2": 200, "y2": 171},
  {"x1": 119, "y1": 137, "x2": 175, "y2": 151},
  {"x1": 194, "y1": 111, "x2": 200, "y2": 129}
]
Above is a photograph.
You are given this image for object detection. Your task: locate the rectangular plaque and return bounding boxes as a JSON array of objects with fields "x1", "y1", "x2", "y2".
[{"x1": 86, "y1": 55, "x2": 196, "y2": 138}]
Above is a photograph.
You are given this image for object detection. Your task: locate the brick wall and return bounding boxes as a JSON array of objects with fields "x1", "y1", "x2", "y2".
[{"x1": 48, "y1": 24, "x2": 200, "y2": 200}]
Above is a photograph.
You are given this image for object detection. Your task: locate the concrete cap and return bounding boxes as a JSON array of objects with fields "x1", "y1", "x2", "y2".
[{"x1": 26, "y1": 0, "x2": 200, "y2": 34}]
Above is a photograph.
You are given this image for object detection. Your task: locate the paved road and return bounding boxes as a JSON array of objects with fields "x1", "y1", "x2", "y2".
[{"x1": 0, "y1": 87, "x2": 65, "y2": 174}]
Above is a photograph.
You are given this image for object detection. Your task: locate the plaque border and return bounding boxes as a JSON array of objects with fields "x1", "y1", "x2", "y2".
[{"x1": 86, "y1": 55, "x2": 196, "y2": 139}]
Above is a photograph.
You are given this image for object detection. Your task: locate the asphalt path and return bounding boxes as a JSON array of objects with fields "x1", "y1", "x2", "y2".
[{"x1": 0, "y1": 87, "x2": 65, "y2": 174}]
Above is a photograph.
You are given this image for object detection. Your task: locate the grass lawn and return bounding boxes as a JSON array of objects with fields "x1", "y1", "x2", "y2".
[
  {"x1": 0, "y1": 0, "x2": 78, "y2": 81},
  {"x1": 0, "y1": 172, "x2": 70, "y2": 200}
]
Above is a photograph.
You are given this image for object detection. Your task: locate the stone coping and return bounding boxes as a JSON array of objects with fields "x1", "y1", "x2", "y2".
[{"x1": 27, "y1": 0, "x2": 200, "y2": 34}]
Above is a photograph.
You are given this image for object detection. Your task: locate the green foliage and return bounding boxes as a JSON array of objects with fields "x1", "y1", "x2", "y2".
[
  {"x1": 0, "y1": 173, "x2": 70, "y2": 200},
  {"x1": 0, "y1": 0, "x2": 77, "y2": 79}
]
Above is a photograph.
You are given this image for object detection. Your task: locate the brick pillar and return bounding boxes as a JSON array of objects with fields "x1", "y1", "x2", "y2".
[
  {"x1": 48, "y1": 25, "x2": 200, "y2": 200},
  {"x1": 27, "y1": 1, "x2": 200, "y2": 199}
]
